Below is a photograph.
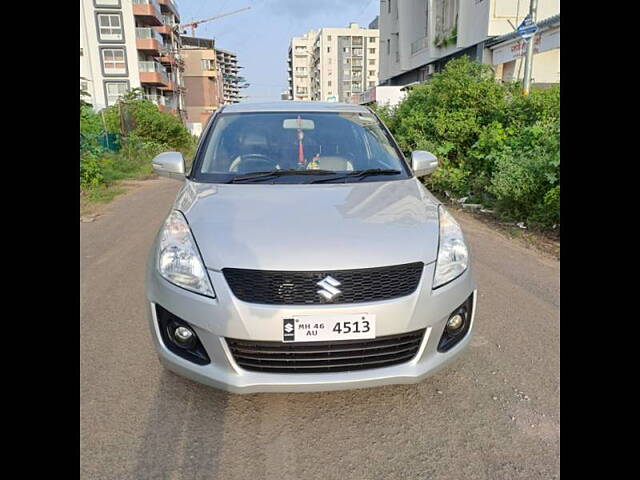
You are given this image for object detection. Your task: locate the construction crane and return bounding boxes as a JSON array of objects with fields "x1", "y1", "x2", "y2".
[{"x1": 177, "y1": 6, "x2": 252, "y2": 37}]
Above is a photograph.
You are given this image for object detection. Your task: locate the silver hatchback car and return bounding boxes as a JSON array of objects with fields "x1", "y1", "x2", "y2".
[{"x1": 146, "y1": 102, "x2": 477, "y2": 394}]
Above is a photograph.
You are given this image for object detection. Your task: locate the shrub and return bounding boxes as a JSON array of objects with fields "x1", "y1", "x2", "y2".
[
  {"x1": 80, "y1": 151, "x2": 104, "y2": 189},
  {"x1": 377, "y1": 56, "x2": 560, "y2": 231},
  {"x1": 369, "y1": 102, "x2": 398, "y2": 132},
  {"x1": 80, "y1": 104, "x2": 103, "y2": 139},
  {"x1": 101, "y1": 98, "x2": 193, "y2": 154},
  {"x1": 80, "y1": 93, "x2": 197, "y2": 195},
  {"x1": 487, "y1": 120, "x2": 560, "y2": 227}
]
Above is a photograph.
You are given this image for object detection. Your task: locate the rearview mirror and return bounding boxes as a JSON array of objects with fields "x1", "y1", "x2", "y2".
[
  {"x1": 283, "y1": 118, "x2": 315, "y2": 130},
  {"x1": 411, "y1": 151, "x2": 438, "y2": 177},
  {"x1": 152, "y1": 152, "x2": 185, "y2": 181}
]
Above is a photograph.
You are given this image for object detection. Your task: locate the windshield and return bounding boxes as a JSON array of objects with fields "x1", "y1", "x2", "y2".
[{"x1": 191, "y1": 111, "x2": 411, "y2": 184}]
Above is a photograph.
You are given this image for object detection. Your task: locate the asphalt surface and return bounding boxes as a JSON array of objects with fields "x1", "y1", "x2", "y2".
[{"x1": 80, "y1": 177, "x2": 560, "y2": 480}]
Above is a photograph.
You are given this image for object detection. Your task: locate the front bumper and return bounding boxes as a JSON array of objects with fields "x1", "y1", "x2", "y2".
[{"x1": 146, "y1": 259, "x2": 477, "y2": 394}]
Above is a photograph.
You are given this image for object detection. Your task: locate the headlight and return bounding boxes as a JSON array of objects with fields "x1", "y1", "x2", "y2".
[
  {"x1": 433, "y1": 206, "x2": 468, "y2": 289},
  {"x1": 157, "y1": 210, "x2": 215, "y2": 297}
]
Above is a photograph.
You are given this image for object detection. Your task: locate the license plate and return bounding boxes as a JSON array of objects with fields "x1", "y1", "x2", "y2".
[{"x1": 282, "y1": 314, "x2": 376, "y2": 343}]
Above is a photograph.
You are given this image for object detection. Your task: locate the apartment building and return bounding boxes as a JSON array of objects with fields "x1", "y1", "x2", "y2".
[
  {"x1": 216, "y1": 49, "x2": 242, "y2": 104},
  {"x1": 181, "y1": 36, "x2": 224, "y2": 136},
  {"x1": 378, "y1": 0, "x2": 560, "y2": 87},
  {"x1": 287, "y1": 31, "x2": 316, "y2": 101},
  {"x1": 288, "y1": 23, "x2": 379, "y2": 103},
  {"x1": 80, "y1": 0, "x2": 185, "y2": 117}
]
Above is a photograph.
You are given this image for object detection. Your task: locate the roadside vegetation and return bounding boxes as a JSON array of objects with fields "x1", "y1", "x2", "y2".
[
  {"x1": 80, "y1": 89, "x2": 196, "y2": 214},
  {"x1": 372, "y1": 57, "x2": 560, "y2": 234}
]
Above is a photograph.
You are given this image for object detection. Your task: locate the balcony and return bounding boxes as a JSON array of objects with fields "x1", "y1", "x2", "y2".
[
  {"x1": 411, "y1": 35, "x2": 428, "y2": 55},
  {"x1": 154, "y1": 25, "x2": 172, "y2": 35},
  {"x1": 159, "y1": 49, "x2": 180, "y2": 67},
  {"x1": 145, "y1": 94, "x2": 178, "y2": 113},
  {"x1": 139, "y1": 61, "x2": 168, "y2": 86},
  {"x1": 136, "y1": 28, "x2": 163, "y2": 55},
  {"x1": 160, "y1": 80, "x2": 177, "y2": 92},
  {"x1": 157, "y1": 0, "x2": 180, "y2": 22},
  {"x1": 161, "y1": 14, "x2": 175, "y2": 26},
  {"x1": 132, "y1": 0, "x2": 163, "y2": 26}
]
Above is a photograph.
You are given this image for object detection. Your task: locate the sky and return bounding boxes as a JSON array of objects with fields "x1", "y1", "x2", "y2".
[{"x1": 175, "y1": 0, "x2": 381, "y2": 102}]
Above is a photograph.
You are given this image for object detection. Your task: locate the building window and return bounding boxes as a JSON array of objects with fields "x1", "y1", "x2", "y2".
[
  {"x1": 369, "y1": 81, "x2": 375, "y2": 87},
  {"x1": 94, "y1": 0, "x2": 121, "y2": 6},
  {"x1": 369, "y1": 59, "x2": 375, "y2": 65},
  {"x1": 97, "y1": 13, "x2": 123, "y2": 42},
  {"x1": 369, "y1": 48, "x2": 375, "y2": 54},
  {"x1": 327, "y1": 47, "x2": 331, "y2": 53},
  {"x1": 101, "y1": 48, "x2": 127, "y2": 75},
  {"x1": 201, "y1": 59, "x2": 215, "y2": 70},
  {"x1": 104, "y1": 81, "x2": 129, "y2": 106},
  {"x1": 80, "y1": 48, "x2": 84, "y2": 56},
  {"x1": 369, "y1": 70, "x2": 375, "y2": 77},
  {"x1": 369, "y1": 37, "x2": 376, "y2": 43},
  {"x1": 327, "y1": 35, "x2": 332, "y2": 41},
  {"x1": 386, "y1": 40, "x2": 390, "y2": 54},
  {"x1": 388, "y1": 0, "x2": 391, "y2": 14}
]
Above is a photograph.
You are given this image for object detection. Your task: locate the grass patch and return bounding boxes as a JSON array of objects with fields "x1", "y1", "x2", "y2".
[
  {"x1": 80, "y1": 149, "x2": 159, "y2": 216},
  {"x1": 80, "y1": 184, "x2": 125, "y2": 216}
]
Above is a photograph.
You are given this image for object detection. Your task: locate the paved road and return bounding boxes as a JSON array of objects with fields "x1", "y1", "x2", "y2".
[{"x1": 80, "y1": 178, "x2": 559, "y2": 480}]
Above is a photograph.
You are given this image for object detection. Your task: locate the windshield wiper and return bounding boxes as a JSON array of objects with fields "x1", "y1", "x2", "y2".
[
  {"x1": 308, "y1": 168, "x2": 402, "y2": 184},
  {"x1": 226, "y1": 169, "x2": 336, "y2": 183}
]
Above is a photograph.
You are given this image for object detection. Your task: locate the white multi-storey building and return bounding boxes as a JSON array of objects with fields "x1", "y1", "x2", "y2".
[
  {"x1": 80, "y1": 0, "x2": 185, "y2": 118},
  {"x1": 378, "y1": 0, "x2": 559, "y2": 87},
  {"x1": 287, "y1": 31, "x2": 316, "y2": 101},
  {"x1": 288, "y1": 23, "x2": 379, "y2": 103}
]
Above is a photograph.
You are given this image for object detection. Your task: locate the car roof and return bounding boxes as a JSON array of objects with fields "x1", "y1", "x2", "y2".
[{"x1": 220, "y1": 101, "x2": 371, "y2": 114}]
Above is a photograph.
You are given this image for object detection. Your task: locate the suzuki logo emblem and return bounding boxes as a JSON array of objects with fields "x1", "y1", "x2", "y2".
[
  {"x1": 317, "y1": 276, "x2": 342, "y2": 301},
  {"x1": 284, "y1": 323, "x2": 294, "y2": 333}
]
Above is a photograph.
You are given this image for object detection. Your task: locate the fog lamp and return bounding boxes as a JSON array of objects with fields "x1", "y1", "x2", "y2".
[
  {"x1": 174, "y1": 326, "x2": 195, "y2": 346},
  {"x1": 446, "y1": 313, "x2": 465, "y2": 332}
]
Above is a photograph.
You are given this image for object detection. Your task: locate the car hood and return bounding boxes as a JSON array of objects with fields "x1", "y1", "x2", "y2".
[{"x1": 175, "y1": 178, "x2": 441, "y2": 271}]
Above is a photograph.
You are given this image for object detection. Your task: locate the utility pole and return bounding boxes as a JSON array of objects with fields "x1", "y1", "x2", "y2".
[{"x1": 522, "y1": 0, "x2": 538, "y2": 95}]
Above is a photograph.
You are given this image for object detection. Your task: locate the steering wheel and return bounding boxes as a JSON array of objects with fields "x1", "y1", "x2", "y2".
[{"x1": 229, "y1": 154, "x2": 277, "y2": 173}]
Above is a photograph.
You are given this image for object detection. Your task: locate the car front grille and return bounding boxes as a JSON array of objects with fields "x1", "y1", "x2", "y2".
[
  {"x1": 225, "y1": 329, "x2": 426, "y2": 374},
  {"x1": 222, "y1": 262, "x2": 424, "y2": 305}
]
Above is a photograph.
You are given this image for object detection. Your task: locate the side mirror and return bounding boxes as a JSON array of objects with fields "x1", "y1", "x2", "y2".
[
  {"x1": 152, "y1": 152, "x2": 185, "y2": 181},
  {"x1": 411, "y1": 151, "x2": 438, "y2": 177}
]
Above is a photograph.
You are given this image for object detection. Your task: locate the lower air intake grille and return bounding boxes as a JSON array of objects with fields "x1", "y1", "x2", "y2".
[{"x1": 226, "y1": 329, "x2": 426, "y2": 374}]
